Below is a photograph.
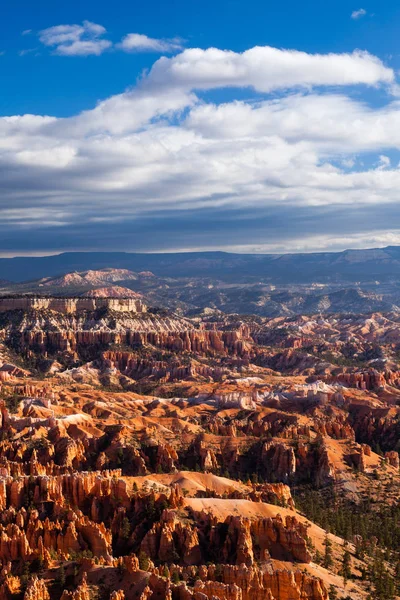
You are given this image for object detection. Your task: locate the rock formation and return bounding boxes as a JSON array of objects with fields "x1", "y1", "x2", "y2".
[{"x1": 0, "y1": 304, "x2": 397, "y2": 599}]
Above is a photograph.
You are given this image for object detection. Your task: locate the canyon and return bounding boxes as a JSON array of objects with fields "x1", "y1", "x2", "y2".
[{"x1": 0, "y1": 294, "x2": 398, "y2": 599}]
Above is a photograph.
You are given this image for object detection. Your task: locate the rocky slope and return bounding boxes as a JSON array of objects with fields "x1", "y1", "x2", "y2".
[
  {"x1": 39, "y1": 268, "x2": 139, "y2": 289},
  {"x1": 83, "y1": 286, "x2": 142, "y2": 298}
]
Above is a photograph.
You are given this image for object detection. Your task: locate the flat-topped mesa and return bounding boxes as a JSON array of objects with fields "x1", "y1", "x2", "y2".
[{"x1": 0, "y1": 296, "x2": 147, "y2": 314}]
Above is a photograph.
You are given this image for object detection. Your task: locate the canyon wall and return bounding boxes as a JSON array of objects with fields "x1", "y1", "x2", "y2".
[{"x1": 0, "y1": 297, "x2": 147, "y2": 314}]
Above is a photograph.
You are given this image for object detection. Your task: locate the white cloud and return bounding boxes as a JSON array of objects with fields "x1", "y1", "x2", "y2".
[
  {"x1": 341, "y1": 157, "x2": 356, "y2": 168},
  {"x1": 55, "y1": 39, "x2": 111, "y2": 57},
  {"x1": 185, "y1": 94, "x2": 400, "y2": 154},
  {"x1": 118, "y1": 33, "x2": 183, "y2": 53},
  {"x1": 37, "y1": 23, "x2": 183, "y2": 57},
  {"x1": 1, "y1": 43, "x2": 400, "y2": 253},
  {"x1": 57, "y1": 87, "x2": 196, "y2": 135},
  {"x1": 21, "y1": 29, "x2": 32, "y2": 36},
  {"x1": 145, "y1": 46, "x2": 393, "y2": 93},
  {"x1": 39, "y1": 20, "x2": 112, "y2": 56},
  {"x1": 376, "y1": 155, "x2": 391, "y2": 170},
  {"x1": 200, "y1": 231, "x2": 398, "y2": 254},
  {"x1": 221, "y1": 231, "x2": 400, "y2": 254},
  {"x1": 351, "y1": 8, "x2": 367, "y2": 19}
]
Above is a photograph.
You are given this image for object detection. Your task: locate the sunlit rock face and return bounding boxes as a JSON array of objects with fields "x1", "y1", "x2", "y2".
[{"x1": 0, "y1": 297, "x2": 147, "y2": 314}]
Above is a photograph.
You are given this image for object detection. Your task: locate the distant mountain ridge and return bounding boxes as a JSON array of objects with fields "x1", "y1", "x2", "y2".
[
  {"x1": 0, "y1": 265, "x2": 398, "y2": 317},
  {"x1": 2, "y1": 246, "x2": 400, "y2": 283}
]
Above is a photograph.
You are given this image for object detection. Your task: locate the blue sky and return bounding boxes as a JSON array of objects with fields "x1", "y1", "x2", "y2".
[
  {"x1": 3, "y1": 0, "x2": 400, "y2": 116},
  {"x1": 2, "y1": 0, "x2": 400, "y2": 255}
]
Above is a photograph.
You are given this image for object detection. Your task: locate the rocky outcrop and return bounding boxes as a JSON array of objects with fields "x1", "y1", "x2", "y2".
[
  {"x1": 349, "y1": 405, "x2": 400, "y2": 452},
  {"x1": 352, "y1": 446, "x2": 366, "y2": 472},
  {"x1": 109, "y1": 591, "x2": 125, "y2": 600},
  {"x1": 262, "y1": 443, "x2": 296, "y2": 482},
  {"x1": 250, "y1": 483, "x2": 295, "y2": 509},
  {"x1": 103, "y1": 352, "x2": 224, "y2": 383},
  {"x1": 164, "y1": 563, "x2": 328, "y2": 600},
  {"x1": 0, "y1": 296, "x2": 146, "y2": 315},
  {"x1": 326, "y1": 368, "x2": 400, "y2": 391},
  {"x1": 141, "y1": 510, "x2": 202, "y2": 566},
  {"x1": 214, "y1": 391, "x2": 258, "y2": 410},
  {"x1": 141, "y1": 509, "x2": 311, "y2": 567},
  {"x1": 199, "y1": 445, "x2": 219, "y2": 472},
  {"x1": 60, "y1": 574, "x2": 91, "y2": 600},
  {"x1": 313, "y1": 418, "x2": 355, "y2": 440},
  {"x1": 84, "y1": 286, "x2": 142, "y2": 299},
  {"x1": 385, "y1": 450, "x2": 399, "y2": 469},
  {"x1": 23, "y1": 576, "x2": 50, "y2": 600},
  {"x1": 4, "y1": 317, "x2": 252, "y2": 360}
]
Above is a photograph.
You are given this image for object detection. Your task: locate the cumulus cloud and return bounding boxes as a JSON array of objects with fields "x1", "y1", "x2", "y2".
[
  {"x1": 185, "y1": 94, "x2": 400, "y2": 154},
  {"x1": 39, "y1": 20, "x2": 112, "y2": 56},
  {"x1": 145, "y1": 46, "x2": 393, "y2": 93},
  {"x1": 118, "y1": 33, "x2": 183, "y2": 53},
  {"x1": 38, "y1": 23, "x2": 182, "y2": 57},
  {"x1": 1, "y1": 43, "x2": 400, "y2": 253},
  {"x1": 351, "y1": 8, "x2": 367, "y2": 19}
]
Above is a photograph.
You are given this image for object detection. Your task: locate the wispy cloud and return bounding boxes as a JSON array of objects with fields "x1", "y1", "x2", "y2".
[
  {"x1": 351, "y1": 8, "x2": 367, "y2": 19},
  {"x1": 39, "y1": 20, "x2": 112, "y2": 56},
  {"x1": 21, "y1": 29, "x2": 32, "y2": 36},
  {"x1": 19, "y1": 48, "x2": 38, "y2": 57},
  {"x1": 376, "y1": 155, "x2": 391, "y2": 170},
  {"x1": 118, "y1": 33, "x2": 183, "y2": 53}
]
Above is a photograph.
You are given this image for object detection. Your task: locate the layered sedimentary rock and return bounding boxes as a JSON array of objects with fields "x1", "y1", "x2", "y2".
[
  {"x1": 0, "y1": 306, "x2": 399, "y2": 599},
  {"x1": 140, "y1": 509, "x2": 311, "y2": 567},
  {"x1": 189, "y1": 564, "x2": 329, "y2": 600},
  {"x1": 0, "y1": 297, "x2": 146, "y2": 314}
]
